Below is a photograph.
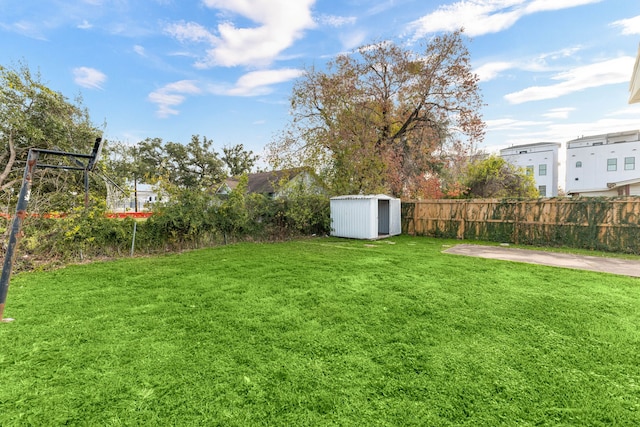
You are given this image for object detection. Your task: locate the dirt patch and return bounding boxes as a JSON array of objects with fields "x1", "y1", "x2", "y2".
[{"x1": 443, "y1": 244, "x2": 640, "y2": 278}]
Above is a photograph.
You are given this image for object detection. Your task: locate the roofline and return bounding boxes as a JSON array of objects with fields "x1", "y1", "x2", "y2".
[
  {"x1": 567, "y1": 129, "x2": 640, "y2": 144},
  {"x1": 606, "y1": 177, "x2": 640, "y2": 188},
  {"x1": 331, "y1": 194, "x2": 399, "y2": 200},
  {"x1": 500, "y1": 142, "x2": 561, "y2": 151}
]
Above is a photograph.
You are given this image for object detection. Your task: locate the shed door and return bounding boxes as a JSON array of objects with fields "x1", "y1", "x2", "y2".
[{"x1": 378, "y1": 199, "x2": 390, "y2": 235}]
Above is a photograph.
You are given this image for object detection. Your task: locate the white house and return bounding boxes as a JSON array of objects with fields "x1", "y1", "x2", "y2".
[
  {"x1": 107, "y1": 182, "x2": 161, "y2": 212},
  {"x1": 565, "y1": 130, "x2": 640, "y2": 196},
  {"x1": 500, "y1": 142, "x2": 561, "y2": 197}
]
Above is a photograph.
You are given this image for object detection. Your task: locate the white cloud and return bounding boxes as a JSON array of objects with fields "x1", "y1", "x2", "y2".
[
  {"x1": 475, "y1": 61, "x2": 515, "y2": 81},
  {"x1": 164, "y1": 21, "x2": 217, "y2": 44},
  {"x1": 210, "y1": 68, "x2": 304, "y2": 96},
  {"x1": 553, "y1": 118, "x2": 639, "y2": 139},
  {"x1": 542, "y1": 107, "x2": 575, "y2": 119},
  {"x1": 73, "y1": 67, "x2": 106, "y2": 89},
  {"x1": 475, "y1": 46, "x2": 585, "y2": 82},
  {"x1": 77, "y1": 19, "x2": 92, "y2": 29},
  {"x1": 133, "y1": 45, "x2": 146, "y2": 56},
  {"x1": 504, "y1": 56, "x2": 635, "y2": 104},
  {"x1": 148, "y1": 80, "x2": 201, "y2": 118},
  {"x1": 611, "y1": 15, "x2": 640, "y2": 36},
  {"x1": 340, "y1": 30, "x2": 368, "y2": 51},
  {"x1": 486, "y1": 118, "x2": 551, "y2": 132},
  {"x1": 408, "y1": 0, "x2": 601, "y2": 39},
  {"x1": 147, "y1": 69, "x2": 300, "y2": 117},
  {"x1": 318, "y1": 15, "x2": 357, "y2": 27},
  {"x1": 606, "y1": 105, "x2": 640, "y2": 117},
  {"x1": 524, "y1": 0, "x2": 602, "y2": 13},
  {"x1": 484, "y1": 114, "x2": 640, "y2": 159},
  {"x1": 166, "y1": 0, "x2": 316, "y2": 68},
  {"x1": 1, "y1": 20, "x2": 48, "y2": 40},
  {"x1": 367, "y1": 0, "x2": 398, "y2": 16}
]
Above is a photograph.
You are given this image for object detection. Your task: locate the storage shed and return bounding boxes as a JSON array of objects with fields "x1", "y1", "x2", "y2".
[{"x1": 330, "y1": 194, "x2": 401, "y2": 239}]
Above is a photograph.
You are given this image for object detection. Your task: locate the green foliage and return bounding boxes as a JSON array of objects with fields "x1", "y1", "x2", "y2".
[
  {"x1": 1, "y1": 237, "x2": 639, "y2": 425},
  {"x1": 0, "y1": 61, "x2": 101, "y2": 210},
  {"x1": 268, "y1": 175, "x2": 330, "y2": 235},
  {"x1": 21, "y1": 205, "x2": 135, "y2": 267},
  {"x1": 463, "y1": 154, "x2": 539, "y2": 198},
  {"x1": 272, "y1": 194, "x2": 330, "y2": 236},
  {"x1": 9, "y1": 172, "x2": 331, "y2": 268},
  {"x1": 104, "y1": 137, "x2": 256, "y2": 196},
  {"x1": 222, "y1": 143, "x2": 259, "y2": 176},
  {"x1": 143, "y1": 187, "x2": 217, "y2": 249},
  {"x1": 215, "y1": 175, "x2": 251, "y2": 243}
]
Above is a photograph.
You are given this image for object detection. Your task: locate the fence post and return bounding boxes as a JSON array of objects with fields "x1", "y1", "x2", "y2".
[
  {"x1": 511, "y1": 200, "x2": 519, "y2": 245},
  {"x1": 458, "y1": 200, "x2": 467, "y2": 239}
]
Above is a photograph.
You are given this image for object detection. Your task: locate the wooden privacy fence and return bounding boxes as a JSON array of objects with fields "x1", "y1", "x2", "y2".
[{"x1": 402, "y1": 197, "x2": 640, "y2": 254}]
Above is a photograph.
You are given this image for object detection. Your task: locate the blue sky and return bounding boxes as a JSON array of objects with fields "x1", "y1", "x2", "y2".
[{"x1": 2, "y1": 0, "x2": 640, "y2": 167}]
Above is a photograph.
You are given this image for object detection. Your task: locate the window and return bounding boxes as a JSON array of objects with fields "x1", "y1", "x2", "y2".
[
  {"x1": 625, "y1": 157, "x2": 635, "y2": 170},
  {"x1": 538, "y1": 185, "x2": 547, "y2": 197},
  {"x1": 576, "y1": 161, "x2": 582, "y2": 168},
  {"x1": 539, "y1": 164, "x2": 547, "y2": 176},
  {"x1": 607, "y1": 158, "x2": 617, "y2": 171},
  {"x1": 526, "y1": 165, "x2": 534, "y2": 176}
]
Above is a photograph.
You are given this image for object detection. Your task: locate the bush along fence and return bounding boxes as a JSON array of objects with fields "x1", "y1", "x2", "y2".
[
  {"x1": 1, "y1": 192, "x2": 330, "y2": 273},
  {"x1": 402, "y1": 197, "x2": 640, "y2": 254}
]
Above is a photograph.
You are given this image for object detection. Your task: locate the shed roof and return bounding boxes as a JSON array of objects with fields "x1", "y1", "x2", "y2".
[{"x1": 331, "y1": 194, "x2": 398, "y2": 201}]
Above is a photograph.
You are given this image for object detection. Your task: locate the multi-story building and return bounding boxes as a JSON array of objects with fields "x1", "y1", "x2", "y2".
[
  {"x1": 500, "y1": 142, "x2": 561, "y2": 197},
  {"x1": 565, "y1": 130, "x2": 640, "y2": 196}
]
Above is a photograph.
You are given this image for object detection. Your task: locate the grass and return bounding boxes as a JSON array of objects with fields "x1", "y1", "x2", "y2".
[{"x1": 1, "y1": 235, "x2": 639, "y2": 426}]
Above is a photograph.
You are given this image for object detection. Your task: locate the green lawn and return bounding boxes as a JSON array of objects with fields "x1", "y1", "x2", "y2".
[{"x1": 1, "y1": 236, "x2": 639, "y2": 426}]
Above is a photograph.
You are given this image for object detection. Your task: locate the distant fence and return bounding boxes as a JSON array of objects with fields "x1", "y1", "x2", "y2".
[{"x1": 402, "y1": 197, "x2": 640, "y2": 254}]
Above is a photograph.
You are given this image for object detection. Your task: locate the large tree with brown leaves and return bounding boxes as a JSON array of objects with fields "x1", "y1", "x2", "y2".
[{"x1": 267, "y1": 30, "x2": 484, "y2": 198}]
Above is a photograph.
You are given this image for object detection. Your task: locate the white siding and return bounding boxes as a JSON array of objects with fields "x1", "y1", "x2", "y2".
[
  {"x1": 566, "y1": 131, "x2": 640, "y2": 195},
  {"x1": 330, "y1": 195, "x2": 401, "y2": 239},
  {"x1": 330, "y1": 198, "x2": 376, "y2": 239},
  {"x1": 389, "y1": 198, "x2": 402, "y2": 236},
  {"x1": 500, "y1": 142, "x2": 560, "y2": 197}
]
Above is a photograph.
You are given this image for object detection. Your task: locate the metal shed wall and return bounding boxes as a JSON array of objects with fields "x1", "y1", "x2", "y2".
[
  {"x1": 330, "y1": 195, "x2": 401, "y2": 239},
  {"x1": 330, "y1": 197, "x2": 377, "y2": 239}
]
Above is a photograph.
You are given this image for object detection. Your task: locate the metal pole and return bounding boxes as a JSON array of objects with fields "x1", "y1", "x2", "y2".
[
  {"x1": 0, "y1": 149, "x2": 39, "y2": 322},
  {"x1": 130, "y1": 221, "x2": 137, "y2": 257},
  {"x1": 84, "y1": 169, "x2": 89, "y2": 209},
  {"x1": 134, "y1": 177, "x2": 138, "y2": 212}
]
